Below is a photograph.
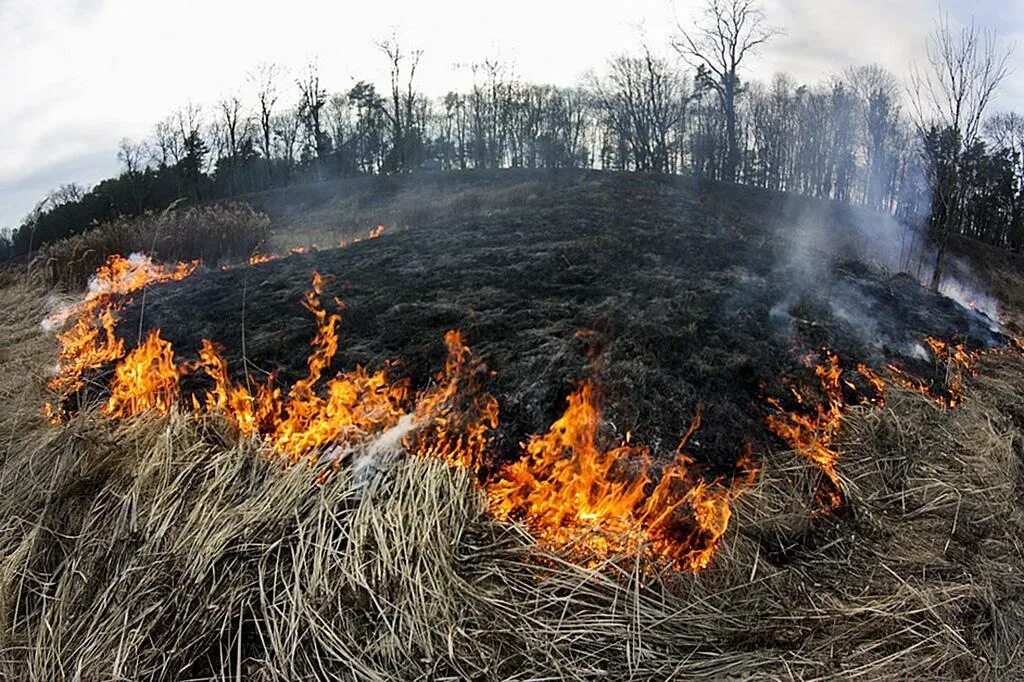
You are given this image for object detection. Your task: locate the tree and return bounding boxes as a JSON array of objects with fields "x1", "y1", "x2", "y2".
[
  {"x1": 118, "y1": 137, "x2": 150, "y2": 212},
  {"x1": 845, "y1": 65, "x2": 902, "y2": 210},
  {"x1": 297, "y1": 62, "x2": 330, "y2": 168},
  {"x1": 378, "y1": 34, "x2": 423, "y2": 172},
  {"x1": 673, "y1": 0, "x2": 779, "y2": 182},
  {"x1": 985, "y1": 112, "x2": 1024, "y2": 249},
  {"x1": 910, "y1": 13, "x2": 1012, "y2": 289},
  {"x1": 595, "y1": 47, "x2": 688, "y2": 173},
  {"x1": 249, "y1": 62, "x2": 281, "y2": 181}
]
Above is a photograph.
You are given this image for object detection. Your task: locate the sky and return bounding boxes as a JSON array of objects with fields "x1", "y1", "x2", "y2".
[{"x1": 1, "y1": 0, "x2": 1022, "y2": 230}]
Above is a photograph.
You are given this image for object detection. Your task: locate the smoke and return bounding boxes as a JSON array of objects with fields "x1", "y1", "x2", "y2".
[
  {"x1": 320, "y1": 413, "x2": 420, "y2": 493},
  {"x1": 769, "y1": 193, "x2": 1003, "y2": 355}
]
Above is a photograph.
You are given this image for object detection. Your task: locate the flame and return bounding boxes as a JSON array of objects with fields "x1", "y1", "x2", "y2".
[
  {"x1": 368, "y1": 224, "x2": 385, "y2": 239},
  {"x1": 45, "y1": 254, "x2": 198, "y2": 416},
  {"x1": 766, "y1": 340, "x2": 974, "y2": 512},
  {"x1": 104, "y1": 330, "x2": 181, "y2": 418},
  {"x1": 190, "y1": 273, "x2": 410, "y2": 461},
  {"x1": 765, "y1": 352, "x2": 847, "y2": 512},
  {"x1": 194, "y1": 339, "x2": 281, "y2": 435},
  {"x1": 886, "y1": 337, "x2": 977, "y2": 409},
  {"x1": 488, "y1": 383, "x2": 756, "y2": 570},
  {"x1": 407, "y1": 330, "x2": 499, "y2": 471},
  {"x1": 248, "y1": 253, "x2": 277, "y2": 265}
]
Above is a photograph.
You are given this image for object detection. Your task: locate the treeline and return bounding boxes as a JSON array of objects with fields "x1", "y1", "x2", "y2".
[{"x1": 8, "y1": 3, "x2": 1020, "y2": 269}]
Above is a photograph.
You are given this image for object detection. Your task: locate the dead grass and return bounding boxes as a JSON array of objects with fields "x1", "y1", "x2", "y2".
[
  {"x1": 35, "y1": 203, "x2": 272, "y2": 290},
  {"x1": 0, "y1": 274, "x2": 1022, "y2": 680}
]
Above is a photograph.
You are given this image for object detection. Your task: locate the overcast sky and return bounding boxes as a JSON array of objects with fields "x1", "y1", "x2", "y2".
[{"x1": 1, "y1": 0, "x2": 1022, "y2": 229}]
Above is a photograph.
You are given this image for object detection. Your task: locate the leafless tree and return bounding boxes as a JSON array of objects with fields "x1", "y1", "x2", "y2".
[
  {"x1": 845, "y1": 64, "x2": 902, "y2": 209},
  {"x1": 910, "y1": 13, "x2": 1013, "y2": 289},
  {"x1": 595, "y1": 46, "x2": 689, "y2": 173},
  {"x1": 248, "y1": 63, "x2": 281, "y2": 166},
  {"x1": 379, "y1": 33, "x2": 423, "y2": 172},
  {"x1": 297, "y1": 62, "x2": 330, "y2": 166},
  {"x1": 272, "y1": 109, "x2": 302, "y2": 171},
  {"x1": 218, "y1": 95, "x2": 248, "y2": 158},
  {"x1": 673, "y1": 0, "x2": 779, "y2": 182}
]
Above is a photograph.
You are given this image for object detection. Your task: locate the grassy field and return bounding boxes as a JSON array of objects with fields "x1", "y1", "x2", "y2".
[{"x1": 2, "y1": 170, "x2": 1023, "y2": 680}]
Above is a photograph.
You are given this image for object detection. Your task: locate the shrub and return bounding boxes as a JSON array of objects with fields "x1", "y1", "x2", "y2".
[{"x1": 35, "y1": 202, "x2": 272, "y2": 290}]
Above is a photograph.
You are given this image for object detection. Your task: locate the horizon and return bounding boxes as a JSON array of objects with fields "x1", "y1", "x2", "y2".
[{"x1": 1, "y1": 0, "x2": 1022, "y2": 230}]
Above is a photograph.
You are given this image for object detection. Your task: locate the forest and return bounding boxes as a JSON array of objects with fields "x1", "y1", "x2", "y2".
[{"x1": 7, "y1": 2, "x2": 1020, "y2": 280}]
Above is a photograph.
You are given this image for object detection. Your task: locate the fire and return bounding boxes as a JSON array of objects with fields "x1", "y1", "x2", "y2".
[
  {"x1": 368, "y1": 224, "x2": 385, "y2": 239},
  {"x1": 407, "y1": 330, "x2": 499, "y2": 471},
  {"x1": 193, "y1": 339, "x2": 281, "y2": 435},
  {"x1": 46, "y1": 253, "x2": 198, "y2": 416},
  {"x1": 765, "y1": 352, "x2": 848, "y2": 512},
  {"x1": 248, "y1": 253, "x2": 277, "y2": 265},
  {"x1": 886, "y1": 337, "x2": 977, "y2": 409},
  {"x1": 488, "y1": 383, "x2": 756, "y2": 570},
  {"x1": 190, "y1": 273, "x2": 410, "y2": 461},
  {"x1": 104, "y1": 330, "x2": 181, "y2": 418},
  {"x1": 767, "y1": 339, "x2": 978, "y2": 512}
]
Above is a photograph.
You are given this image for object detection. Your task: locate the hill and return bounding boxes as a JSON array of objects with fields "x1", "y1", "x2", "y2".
[{"x1": 2, "y1": 170, "x2": 1023, "y2": 680}]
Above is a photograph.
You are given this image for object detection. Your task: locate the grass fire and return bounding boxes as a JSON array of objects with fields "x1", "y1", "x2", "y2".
[
  {"x1": 4, "y1": 170, "x2": 1019, "y2": 679},
  {"x1": 4, "y1": 1, "x2": 1024, "y2": 678}
]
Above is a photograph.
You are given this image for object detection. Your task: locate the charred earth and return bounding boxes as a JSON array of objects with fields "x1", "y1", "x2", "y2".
[{"x1": 119, "y1": 171, "x2": 1002, "y2": 471}]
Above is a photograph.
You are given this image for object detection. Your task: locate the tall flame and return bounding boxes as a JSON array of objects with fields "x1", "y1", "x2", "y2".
[
  {"x1": 46, "y1": 254, "x2": 198, "y2": 417},
  {"x1": 104, "y1": 330, "x2": 181, "y2": 418},
  {"x1": 488, "y1": 383, "x2": 756, "y2": 570},
  {"x1": 407, "y1": 330, "x2": 500, "y2": 471}
]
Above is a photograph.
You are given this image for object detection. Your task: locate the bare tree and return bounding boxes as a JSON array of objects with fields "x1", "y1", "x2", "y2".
[
  {"x1": 378, "y1": 34, "x2": 423, "y2": 172},
  {"x1": 595, "y1": 46, "x2": 688, "y2": 173},
  {"x1": 845, "y1": 64, "x2": 902, "y2": 209},
  {"x1": 297, "y1": 62, "x2": 330, "y2": 167},
  {"x1": 249, "y1": 63, "x2": 281, "y2": 168},
  {"x1": 673, "y1": 0, "x2": 779, "y2": 182},
  {"x1": 218, "y1": 95, "x2": 248, "y2": 158},
  {"x1": 910, "y1": 13, "x2": 1013, "y2": 289}
]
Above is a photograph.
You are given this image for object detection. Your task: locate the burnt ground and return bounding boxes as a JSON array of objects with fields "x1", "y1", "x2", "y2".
[{"x1": 116, "y1": 170, "x2": 1004, "y2": 471}]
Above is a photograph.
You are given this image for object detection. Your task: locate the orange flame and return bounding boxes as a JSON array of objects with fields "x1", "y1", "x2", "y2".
[
  {"x1": 407, "y1": 330, "x2": 499, "y2": 471},
  {"x1": 46, "y1": 254, "x2": 198, "y2": 417},
  {"x1": 765, "y1": 352, "x2": 850, "y2": 512},
  {"x1": 104, "y1": 330, "x2": 181, "y2": 418},
  {"x1": 488, "y1": 383, "x2": 756, "y2": 570},
  {"x1": 886, "y1": 337, "x2": 977, "y2": 409},
  {"x1": 190, "y1": 273, "x2": 410, "y2": 461},
  {"x1": 46, "y1": 252, "x2": 839, "y2": 572}
]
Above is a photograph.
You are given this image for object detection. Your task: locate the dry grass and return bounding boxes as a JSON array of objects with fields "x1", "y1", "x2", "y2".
[
  {"x1": 35, "y1": 203, "x2": 272, "y2": 290},
  {"x1": 0, "y1": 274, "x2": 1022, "y2": 680}
]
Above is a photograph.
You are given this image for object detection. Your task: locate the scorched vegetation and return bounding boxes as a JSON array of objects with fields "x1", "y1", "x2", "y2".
[{"x1": 1, "y1": 171, "x2": 1023, "y2": 680}]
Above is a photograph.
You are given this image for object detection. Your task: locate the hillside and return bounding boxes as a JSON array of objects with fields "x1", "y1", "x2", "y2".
[
  {"x1": 119, "y1": 171, "x2": 1001, "y2": 466},
  {"x1": 2, "y1": 170, "x2": 1024, "y2": 680}
]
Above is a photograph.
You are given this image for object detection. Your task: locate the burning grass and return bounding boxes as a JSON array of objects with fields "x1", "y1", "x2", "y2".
[
  {"x1": 3, "y1": 169, "x2": 1023, "y2": 678},
  {"x1": 1, "y1": 308, "x2": 1022, "y2": 678},
  {"x1": 43, "y1": 257, "x2": 757, "y2": 572}
]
